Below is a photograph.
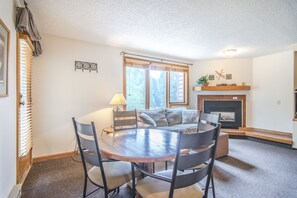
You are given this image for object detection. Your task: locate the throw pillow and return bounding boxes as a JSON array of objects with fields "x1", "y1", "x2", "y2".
[
  {"x1": 182, "y1": 110, "x2": 199, "y2": 124},
  {"x1": 139, "y1": 113, "x2": 157, "y2": 127},
  {"x1": 137, "y1": 109, "x2": 168, "y2": 127},
  {"x1": 165, "y1": 108, "x2": 185, "y2": 126}
]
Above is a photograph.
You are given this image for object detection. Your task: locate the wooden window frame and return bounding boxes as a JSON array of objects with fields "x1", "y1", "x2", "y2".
[{"x1": 123, "y1": 57, "x2": 189, "y2": 110}]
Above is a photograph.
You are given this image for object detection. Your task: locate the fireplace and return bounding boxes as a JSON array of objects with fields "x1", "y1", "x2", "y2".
[
  {"x1": 197, "y1": 95, "x2": 246, "y2": 128},
  {"x1": 204, "y1": 100, "x2": 242, "y2": 128}
]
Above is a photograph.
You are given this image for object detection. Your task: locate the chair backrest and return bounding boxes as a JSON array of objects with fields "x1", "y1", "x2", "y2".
[
  {"x1": 197, "y1": 112, "x2": 221, "y2": 131},
  {"x1": 72, "y1": 117, "x2": 108, "y2": 189},
  {"x1": 113, "y1": 110, "x2": 138, "y2": 131},
  {"x1": 170, "y1": 123, "x2": 221, "y2": 198}
]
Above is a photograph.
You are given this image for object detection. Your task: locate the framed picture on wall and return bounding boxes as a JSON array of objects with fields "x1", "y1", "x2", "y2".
[{"x1": 0, "y1": 18, "x2": 10, "y2": 97}]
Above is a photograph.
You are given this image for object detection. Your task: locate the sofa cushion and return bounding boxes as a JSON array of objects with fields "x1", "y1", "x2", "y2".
[
  {"x1": 182, "y1": 110, "x2": 199, "y2": 124},
  {"x1": 137, "y1": 109, "x2": 168, "y2": 127},
  {"x1": 165, "y1": 108, "x2": 185, "y2": 126},
  {"x1": 139, "y1": 113, "x2": 157, "y2": 127}
]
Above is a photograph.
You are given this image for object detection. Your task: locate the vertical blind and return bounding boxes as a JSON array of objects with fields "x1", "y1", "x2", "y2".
[{"x1": 18, "y1": 38, "x2": 33, "y2": 157}]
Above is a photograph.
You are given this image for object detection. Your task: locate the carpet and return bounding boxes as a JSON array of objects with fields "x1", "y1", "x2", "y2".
[{"x1": 21, "y1": 139, "x2": 297, "y2": 198}]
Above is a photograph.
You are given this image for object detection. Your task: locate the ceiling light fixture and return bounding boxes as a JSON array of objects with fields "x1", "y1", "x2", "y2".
[{"x1": 223, "y1": 49, "x2": 237, "y2": 57}]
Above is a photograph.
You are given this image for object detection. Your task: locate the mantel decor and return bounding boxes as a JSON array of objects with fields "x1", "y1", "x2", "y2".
[
  {"x1": 193, "y1": 85, "x2": 251, "y2": 91},
  {"x1": 75, "y1": 61, "x2": 98, "y2": 73},
  {"x1": 196, "y1": 75, "x2": 209, "y2": 86},
  {"x1": 0, "y1": 18, "x2": 10, "y2": 97}
]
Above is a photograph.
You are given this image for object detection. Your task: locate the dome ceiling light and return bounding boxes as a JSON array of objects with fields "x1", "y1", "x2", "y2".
[{"x1": 223, "y1": 49, "x2": 237, "y2": 57}]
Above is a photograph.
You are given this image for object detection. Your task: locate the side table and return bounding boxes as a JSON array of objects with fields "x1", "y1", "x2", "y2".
[{"x1": 101, "y1": 127, "x2": 114, "y2": 136}]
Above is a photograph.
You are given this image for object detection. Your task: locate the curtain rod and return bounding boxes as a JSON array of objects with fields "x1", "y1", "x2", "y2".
[{"x1": 120, "y1": 51, "x2": 193, "y2": 66}]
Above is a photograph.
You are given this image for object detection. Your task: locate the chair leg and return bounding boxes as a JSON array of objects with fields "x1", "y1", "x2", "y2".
[
  {"x1": 211, "y1": 175, "x2": 216, "y2": 198},
  {"x1": 165, "y1": 161, "x2": 168, "y2": 170},
  {"x1": 83, "y1": 176, "x2": 87, "y2": 198},
  {"x1": 131, "y1": 164, "x2": 136, "y2": 198},
  {"x1": 153, "y1": 162, "x2": 155, "y2": 173}
]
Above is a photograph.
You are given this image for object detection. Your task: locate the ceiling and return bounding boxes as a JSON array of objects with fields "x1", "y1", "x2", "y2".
[{"x1": 26, "y1": 0, "x2": 297, "y2": 60}]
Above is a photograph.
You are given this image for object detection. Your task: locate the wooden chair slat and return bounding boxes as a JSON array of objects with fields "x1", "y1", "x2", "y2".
[
  {"x1": 113, "y1": 110, "x2": 138, "y2": 131},
  {"x1": 200, "y1": 113, "x2": 220, "y2": 124},
  {"x1": 180, "y1": 128, "x2": 216, "y2": 149},
  {"x1": 177, "y1": 147, "x2": 213, "y2": 170},
  {"x1": 175, "y1": 163, "x2": 210, "y2": 189},
  {"x1": 113, "y1": 110, "x2": 136, "y2": 117},
  {"x1": 80, "y1": 137, "x2": 97, "y2": 153},
  {"x1": 76, "y1": 122, "x2": 94, "y2": 136},
  {"x1": 114, "y1": 119, "x2": 137, "y2": 127}
]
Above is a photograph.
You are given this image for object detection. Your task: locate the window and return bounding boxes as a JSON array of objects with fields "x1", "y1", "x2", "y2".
[
  {"x1": 170, "y1": 71, "x2": 185, "y2": 103},
  {"x1": 126, "y1": 67, "x2": 146, "y2": 110},
  {"x1": 150, "y1": 70, "x2": 166, "y2": 109},
  {"x1": 124, "y1": 57, "x2": 189, "y2": 110}
]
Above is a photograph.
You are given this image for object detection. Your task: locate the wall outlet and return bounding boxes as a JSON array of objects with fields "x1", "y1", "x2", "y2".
[{"x1": 233, "y1": 97, "x2": 238, "y2": 100}]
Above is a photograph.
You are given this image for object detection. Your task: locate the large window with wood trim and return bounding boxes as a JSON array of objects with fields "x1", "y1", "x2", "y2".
[{"x1": 124, "y1": 57, "x2": 189, "y2": 110}]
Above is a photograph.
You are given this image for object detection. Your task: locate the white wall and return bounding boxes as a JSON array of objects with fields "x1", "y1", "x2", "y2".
[
  {"x1": 32, "y1": 34, "x2": 124, "y2": 157},
  {"x1": 189, "y1": 59, "x2": 253, "y2": 126},
  {"x1": 252, "y1": 51, "x2": 294, "y2": 132},
  {"x1": 0, "y1": 0, "x2": 17, "y2": 197}
]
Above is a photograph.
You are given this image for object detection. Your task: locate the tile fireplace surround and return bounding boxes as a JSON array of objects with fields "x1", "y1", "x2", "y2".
[{"x1": 197, "y1": 95, "x2": 246, "y2": 127}]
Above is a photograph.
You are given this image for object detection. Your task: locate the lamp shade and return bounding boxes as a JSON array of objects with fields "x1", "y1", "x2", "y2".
[{"x1": 109, "y1": 93, "x2": 127, "y2": 105}]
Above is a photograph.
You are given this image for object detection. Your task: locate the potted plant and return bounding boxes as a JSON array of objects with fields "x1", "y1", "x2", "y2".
[{"x1": 196, "y1": 75, "x2": 209, "y2": 86}]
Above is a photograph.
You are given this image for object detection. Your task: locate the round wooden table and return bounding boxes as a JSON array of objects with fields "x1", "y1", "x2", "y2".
[{"x1": 99, "y1": 128, "x2": 178, "y2": 163}]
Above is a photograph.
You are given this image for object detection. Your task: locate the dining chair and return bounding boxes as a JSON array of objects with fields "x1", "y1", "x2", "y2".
[
  {"x1": 198, "y1": 112, "x2": 221, "y2": 129},
  {"x1": 131, "y1": 123, "x2": 221, "y2": 198},
  {"x1": 72, "y1": 117, "x2": 134, "y2": 198},
  {"x1": 196, "y1": 112, "x2": 221, "y2": 198},
  {"x1": 113, "y1": 109, "x2": 138, "y2": 131}
]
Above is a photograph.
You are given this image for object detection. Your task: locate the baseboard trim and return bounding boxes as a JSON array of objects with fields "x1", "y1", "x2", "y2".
[
  {"x1": 8, "y1": 184, "x2": 22, "y2": 198},
  {"x1": 33, "y1": 151, "x2": 77, "y2": 163},
  {"x1": 239, "y1": 127, "x2": 292, "y2": 137},
  {"x1": 223, "y1": 127, "x2": 293, "y2": 145}
]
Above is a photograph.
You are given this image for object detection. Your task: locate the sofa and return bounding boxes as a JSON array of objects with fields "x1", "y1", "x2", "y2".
[{"x1": 137, "y1": 107, "x2": 229, "y2": 158}]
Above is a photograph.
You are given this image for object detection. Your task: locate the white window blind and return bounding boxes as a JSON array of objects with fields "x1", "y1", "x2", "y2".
[{"x1": 18, "y1": 38, "x2": 33, "y2": 157}]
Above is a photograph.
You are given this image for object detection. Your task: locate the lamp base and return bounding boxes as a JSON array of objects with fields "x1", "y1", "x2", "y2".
[{"x1": 113, "y1": 106, "x2": 122, "y2": 111}]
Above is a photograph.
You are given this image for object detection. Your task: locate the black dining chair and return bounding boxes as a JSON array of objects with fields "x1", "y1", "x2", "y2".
[
  {"x1": 195, "y1": 112, "x2": 221, "y2": 198},
  {"x1": 131, "y1": 123, "x2": 221, "y2": 198},
  {"x1": 72, "y1": 117, "x2": 134, "y2": 198}
]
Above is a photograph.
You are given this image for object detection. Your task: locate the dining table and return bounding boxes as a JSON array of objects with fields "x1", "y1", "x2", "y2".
[{"x1": 99, "y1": 128, "x2": 179, "y2": 163}]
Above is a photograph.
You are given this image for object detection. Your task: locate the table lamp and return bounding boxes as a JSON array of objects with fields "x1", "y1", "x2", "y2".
[{"x1": 109, "y1": 93, "x2": 127, "y2": 111}]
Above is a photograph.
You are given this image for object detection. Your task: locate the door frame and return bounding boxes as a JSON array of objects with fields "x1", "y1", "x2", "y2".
[{"x1": 16, "y1": 33, "x2": 34, "y2": 184}]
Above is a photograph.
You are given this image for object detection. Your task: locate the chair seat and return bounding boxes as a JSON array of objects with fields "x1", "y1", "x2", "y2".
[
  {"x1": 136, "y1": 170, "x2": 204, "y2": 198},
  {"x1": 88, "y1": 161, "x2": 133, "y2": 190}
]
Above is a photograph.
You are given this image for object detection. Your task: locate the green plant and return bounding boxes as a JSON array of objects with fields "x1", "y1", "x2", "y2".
[{"x1": 196, "y1": 75, "x2": 209, "y2": 86}]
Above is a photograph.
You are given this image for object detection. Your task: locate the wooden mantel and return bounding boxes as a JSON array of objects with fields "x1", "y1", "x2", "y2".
[{"x1": 193, "y1": 85, "x2": 251, "y2": 91}]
